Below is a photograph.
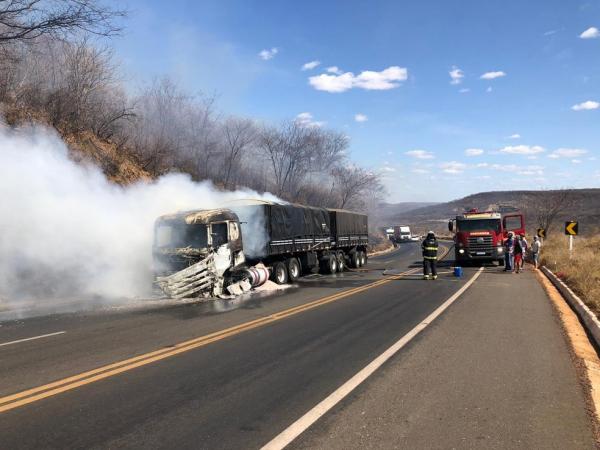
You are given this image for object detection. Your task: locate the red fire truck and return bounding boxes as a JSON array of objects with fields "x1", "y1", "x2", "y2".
[{"x1": 448, "y1": 209, "x2": 525, "y2": 264}]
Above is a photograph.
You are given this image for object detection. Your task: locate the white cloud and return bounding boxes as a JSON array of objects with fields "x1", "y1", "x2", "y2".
[
  {"x1": 309, "y1": 66, "x2": 408, "y2": 93},
  {"x1": 571, "y1": 159, "x2": 582, "y2": 164},
  {"x1": 499, "y1": 145, "x2": 545, "y2": 155},
  {"x1": 295, "y1": 112, "x2": 324, "y2": 128},
  {"x1": 544, "y1": 29, "x2": 559, "y2": 36},
  {"x1": 486, "y1": 86, "x2": 493, "y2": 93},
  {"x1": 412, "y1": 168, "x2": 430, "y2": 174},
  {"x1": 326, "y1": 66, "x2": 342, "y2": 74},
  {"x1": 449, "y1": 66, "x2": 464, "y2": 85},
  {"x1": 354, "y1": 113, "x2": 368, "y2": 123},
  {"x1": 301, "y1": 60, "x2": 320, "y2": 71},
  {"x1": 459, "y1": 88, "x2": 470, "y2": 93},
  {"x1": 258, "y1": 47, "x2": 278, "y2": 60},
  {"x1": 405, "y1": 149, "x2": 434, "y2": 159},
  {"x1": 381, "y1": 166, "x2": 396, "y2": 172},
  {"x1": 480, "y1": 71, "x2": 506, "y2": 80},
  {"x1": 580, "y1": 27, "x2": 600, "y2": 39},
  {"x1": 508, "y1": 133, "x2": 521, "y2": 139},
  {"x1": 489, "y1": 164, "x2": 544, "y2": 176},
  {"x1": 440, "y1": 161, "x2": 467, "y2": 174},
  {"x1": 548, "y1": 148, "x2": 588, "y2": 158},
  {"x1": 572, "y1": 100, "x2": 599, "y2": 111},
  {"x1": 465, "y1": 148, "x2": 484, "y2": 156}
]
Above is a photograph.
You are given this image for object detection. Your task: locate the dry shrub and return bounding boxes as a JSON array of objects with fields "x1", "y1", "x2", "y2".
[{"x1": 541, "y1": 234, "x2": 600, "y2": 315}]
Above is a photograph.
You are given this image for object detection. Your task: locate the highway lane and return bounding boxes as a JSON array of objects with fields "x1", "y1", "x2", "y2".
[
  {"x1": 0, "y1": 242, "x2": 475, "y2": 448},
  {"x1": 0, "y1": 244, "x2": 422, "y2": 395}
]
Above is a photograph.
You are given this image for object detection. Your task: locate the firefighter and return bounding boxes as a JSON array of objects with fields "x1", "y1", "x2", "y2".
[{"x1": 422, "y1": 231, "x2": 439, "y2": 280}]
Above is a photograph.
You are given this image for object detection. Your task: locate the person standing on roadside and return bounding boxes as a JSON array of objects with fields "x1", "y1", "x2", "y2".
[
  {"x1": 531, "y1": 236, "x2": 542, "y2": 270},
  {"x1": 519, "y1": 234, "x2": 528, "y2": 270},
  {"x1": 513, "y1": 234, "x2": 523, "y2": 273},
  {"x1": 504, "y1": 232, "x2": 514, "y2": 272},
  {"x1": 422, "y1": 231, "x2": 439, "y2": 280}
]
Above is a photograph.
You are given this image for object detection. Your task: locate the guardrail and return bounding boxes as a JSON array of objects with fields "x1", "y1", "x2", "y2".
[{"x1": 541, "y1": 266, "x2": 600, "y2": 350}]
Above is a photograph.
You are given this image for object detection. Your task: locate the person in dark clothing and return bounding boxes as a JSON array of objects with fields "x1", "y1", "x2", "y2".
[
  {"x1": 422, "y1": 231, "x2": 439, "y2": 280},
  {"x1": 504, "y1": 232, "x2": 514, "y2": 272}
]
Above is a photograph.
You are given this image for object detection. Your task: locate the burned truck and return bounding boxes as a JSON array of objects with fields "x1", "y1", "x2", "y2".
[{"x1": 153, "y1": 200, "x2": 368, "y2": 299}]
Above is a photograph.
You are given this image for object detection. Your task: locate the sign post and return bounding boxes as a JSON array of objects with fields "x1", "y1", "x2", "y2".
[{"x1": 565, "y1": 221, "x2": 578, "y2": 258}]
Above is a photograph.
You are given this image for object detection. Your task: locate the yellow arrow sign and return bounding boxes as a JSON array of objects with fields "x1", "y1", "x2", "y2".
[
  {"x1": 565, "y1": 221, "x2": 578, "y2": 236},
  {"x1": 537, "y1": 228, "x2": 545, "y2": 238}
]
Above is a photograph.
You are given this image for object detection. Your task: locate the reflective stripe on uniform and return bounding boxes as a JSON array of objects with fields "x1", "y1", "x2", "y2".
[
  {"x1": 423, "y1": 247, "x2": 438, "y2": 251},
  {"x1": 424, "y1": 256, "x2": 438, "y2": 260}
]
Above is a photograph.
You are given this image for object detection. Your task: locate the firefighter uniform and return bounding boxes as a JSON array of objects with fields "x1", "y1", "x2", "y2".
[{"x1": 422, "y1": 232, "x2": 439, "y2": 280}]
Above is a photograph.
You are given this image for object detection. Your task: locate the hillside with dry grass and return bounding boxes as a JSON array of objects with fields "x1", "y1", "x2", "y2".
[{"x1": 541, "y1": 235, "x2": 600, "y2": 317}]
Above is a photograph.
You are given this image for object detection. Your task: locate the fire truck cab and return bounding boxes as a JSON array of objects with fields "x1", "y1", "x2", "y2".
[{"x1": 448, "y1": 209, "x2": 525, "y2": 264}]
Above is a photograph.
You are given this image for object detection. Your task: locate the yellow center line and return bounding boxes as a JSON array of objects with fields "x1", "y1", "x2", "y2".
[{"x1": 0, "y1": 264, "x2": 429, "y2": 414}]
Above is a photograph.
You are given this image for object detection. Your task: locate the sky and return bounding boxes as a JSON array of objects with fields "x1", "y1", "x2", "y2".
[{"x1": 109, "y1": 0, "x2": 600, "y2": 202}]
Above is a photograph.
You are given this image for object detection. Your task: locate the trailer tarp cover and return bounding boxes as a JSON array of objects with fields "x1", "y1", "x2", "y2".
[
  {"x1": 268, "y1": 204, "x2": 330, "y2": 239},
  {"x1": 230, "y1": 203, "x2": 330, "y2": 257},
  {"x1": 328, "y1": 209, "x2": 368, "y2": 236}
]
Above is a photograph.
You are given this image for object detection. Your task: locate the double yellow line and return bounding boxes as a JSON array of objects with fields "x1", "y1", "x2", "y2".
[{"x1": 0, "y1": 266, "x2": 421, "y2": 414}]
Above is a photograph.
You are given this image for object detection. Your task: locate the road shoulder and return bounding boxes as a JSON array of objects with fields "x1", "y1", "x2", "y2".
[
  {"x1": 292, "y1": 268, "x2": 596, "y2": 449},
  {"x1": 537, "y1": 269, "x2": 600, "y2": 445}
]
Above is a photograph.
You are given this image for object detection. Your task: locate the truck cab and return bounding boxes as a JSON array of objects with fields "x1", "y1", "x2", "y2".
[
  {"x1": 449, "y1": 209, "x2": 525, "y2": 264},
  {"x1": 153, "y1": 209, "x2": 245, "y2": 277}
]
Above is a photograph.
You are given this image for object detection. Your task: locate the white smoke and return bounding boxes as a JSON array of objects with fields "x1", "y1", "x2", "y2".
[{"x1": 0, "y1": 124, "x2": 278, "y2": 305}]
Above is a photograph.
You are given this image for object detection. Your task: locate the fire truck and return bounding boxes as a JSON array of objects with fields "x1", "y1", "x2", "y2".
[{"x1": 448, "y1": 209, "x2": 525, "y2": 264}]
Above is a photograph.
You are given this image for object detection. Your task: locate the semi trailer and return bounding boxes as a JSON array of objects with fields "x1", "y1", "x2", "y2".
[
  {"x1": 153, "y1": 200, "x2": 368, "y2": 299},
  {"x1": 448, "y1": 209, "x2": 525, "y2": 264},
  {"x1": 385, "y1": 225, "x2": 412, "y2": 246}
]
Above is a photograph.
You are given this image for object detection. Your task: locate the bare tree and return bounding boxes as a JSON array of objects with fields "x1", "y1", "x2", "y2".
[
  {"x1": 0, "y1": 0, "x2": 125, "y2": 45},
  {"x1": 331, "y1": 165, "x2": 384, "y2": 210},
  {"x1": 530, "y1": 190, "x2": 572, "y2": 234},
  {"x1": 220, "y1": 117, "x2": 256, "y2": 189},
  {"x1": 258, "y1": 121, "x2": 349, "y2": 199}
]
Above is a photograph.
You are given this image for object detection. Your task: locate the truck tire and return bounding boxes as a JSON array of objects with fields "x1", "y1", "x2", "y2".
[
  {"x1": 336, "y1": 251, "x2": 346, "y2": 272},
  {"x1": 287, "y1": 257, "x2": 301, "y2": 282},
  {"x1": 271, "y1": 261, "x2": 289, "y2": 284},
  {"x1": 321, "y1": 255, "x2": 338, "y2": 274},
  {"x1": 359, "y1": 251, "x2": 367, "y2": 267},
  {"x1": 350, "y1": 251, "x2": 360, "y2": 269}
]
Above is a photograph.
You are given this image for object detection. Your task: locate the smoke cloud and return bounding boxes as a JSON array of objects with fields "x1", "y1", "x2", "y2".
[{"x1": 0, "y1": 124, "x2": 278, "y2": 307}]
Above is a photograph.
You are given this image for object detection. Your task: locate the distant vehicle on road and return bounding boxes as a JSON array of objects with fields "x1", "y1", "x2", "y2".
[
  {"x1": 153, "y1": 201, "x2": 369, "y2": 298},
  {"x1": 448, "y1": 209, "x2": 525, "y2": 264},
  {"x1": 385, "y1": 225, "x2": 412, "y2": 246}
]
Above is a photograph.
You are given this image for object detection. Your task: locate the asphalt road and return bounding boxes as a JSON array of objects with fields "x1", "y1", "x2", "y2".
[{"x1": 0, "y1": 243, "x2": 593, "y2": 449}]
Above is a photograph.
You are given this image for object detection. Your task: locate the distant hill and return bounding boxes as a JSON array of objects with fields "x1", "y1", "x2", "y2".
[
  {"x1": 375, "y1": 202, "x2": 438, "y2": 224},
  {"x1": 383, "y1": 189, "x2": 600, "y2": 236}
]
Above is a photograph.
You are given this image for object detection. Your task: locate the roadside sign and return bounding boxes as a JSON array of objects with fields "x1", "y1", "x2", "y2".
[
  {"x1": 565, "y1": 221, "x2": 578, "y2": 236},
  {"x1": 537, "y1": 228, "x2": 546, "y2": 238}
]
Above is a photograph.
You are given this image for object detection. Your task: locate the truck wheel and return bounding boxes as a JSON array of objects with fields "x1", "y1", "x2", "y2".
[
  {"x1": 337, "y1": 251, "x2": 346, "y2": 272},
  {"x1": 351, "y1": 251, "x2": 360, "y2": 268},
  {"x1": 328, "y1": 255, "x2": 338, "y2": 274},
  {"x1": 359, "y1": 251, "x2": 367, "y2": 267},
  {"x1": 287, "y1": 257, "x2": 301, "y2": 282},
  {"x1": 321, "y1": 255, "x2": 338, "y2": 274},
  {"x1": 271, "y1": 261, "x2": 288, "y2": 284}
]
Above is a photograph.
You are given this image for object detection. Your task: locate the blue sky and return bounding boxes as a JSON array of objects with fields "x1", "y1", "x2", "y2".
[{"x1": 111, "y1": 0, "x2": 600, "y2": 201}]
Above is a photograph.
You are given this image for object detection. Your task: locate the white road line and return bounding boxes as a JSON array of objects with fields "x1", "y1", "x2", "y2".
[
  {"x1": 0, "y1": 331, "x2": 66, "y2": 348},
  {"x1": 262, "y1": 267, "x2": 485, "y2": 450}
]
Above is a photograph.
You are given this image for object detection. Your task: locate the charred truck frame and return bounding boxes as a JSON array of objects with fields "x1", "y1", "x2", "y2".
[{"x1": 153, "y1": 201, "x2": 368, "y2": 299}]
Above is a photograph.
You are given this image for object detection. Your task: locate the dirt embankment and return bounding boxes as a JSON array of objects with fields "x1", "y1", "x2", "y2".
[{"x1": 2, "y1": 106, "x2": 150, "y2": 185}]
